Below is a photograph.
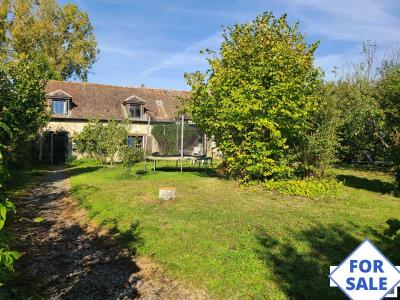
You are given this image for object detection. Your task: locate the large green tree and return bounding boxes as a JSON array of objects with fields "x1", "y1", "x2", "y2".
[
  {"x1": 0, "y1": 56, "x2": 51, "y2": 166},
  {"x1": 0, "y1": 0, "x2": 98, "y2": 166},
  {"x1": 378, "y1": 63, "x2": 400, "y2": 189},
  {"x1": 185, "y1": 12, "x2": 321, "y2": 181},
  {"x1": 1, "y1": 0, "x2": 98, "y2": 81}
]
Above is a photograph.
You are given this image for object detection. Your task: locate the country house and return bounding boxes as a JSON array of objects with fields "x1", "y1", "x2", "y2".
[{"x1": 41, "y1": 81, "x2": 195, "y2": 164}]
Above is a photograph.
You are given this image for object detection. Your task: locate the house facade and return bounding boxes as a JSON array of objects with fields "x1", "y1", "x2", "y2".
[{"x1": 42, "y1": 80, "x2": 192, "y2": 164}]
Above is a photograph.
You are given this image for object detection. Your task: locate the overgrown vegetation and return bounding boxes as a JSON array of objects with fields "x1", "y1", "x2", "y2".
[
  {"x1": 74, "y1": 120, "x2": 140, "y2": 167},
  {"x1": 263, "y1": 178, "x2": 343, "y2": 197},
  {"x1": 378, "y1": 62, "x2": 400, "y2": 190},
  {"x1": 0, "y1": 123, "x2": 20, "y2": 284},
  {"x1": 385, "y1": 218, "x2": 400, "y2": 263}
]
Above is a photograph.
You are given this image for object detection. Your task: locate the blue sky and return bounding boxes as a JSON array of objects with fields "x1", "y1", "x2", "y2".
[{"x1": 62, "y1": 0, "x2": 400, "y2": 90}]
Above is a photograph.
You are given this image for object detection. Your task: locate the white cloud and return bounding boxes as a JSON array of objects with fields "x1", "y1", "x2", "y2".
[
  {"x1": 286, "y1": 0, "x2": 400, "y2": 42},
  {"x1": 139, "y1": 31, "x2": 222, "y2": 77}
]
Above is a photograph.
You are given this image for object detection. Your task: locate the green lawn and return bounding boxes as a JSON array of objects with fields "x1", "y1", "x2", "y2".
[{"x1": 69, "y1": 160, "x2": 400, "y2": 299}]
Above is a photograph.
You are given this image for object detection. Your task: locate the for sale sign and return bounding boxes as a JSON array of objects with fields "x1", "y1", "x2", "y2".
[{"x1": 329, "y1": 239, "x2": 400, "y2": 300}]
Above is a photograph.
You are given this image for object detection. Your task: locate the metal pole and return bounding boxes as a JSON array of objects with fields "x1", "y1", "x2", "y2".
[
  {"x1": 176, "y1": 120, "x2": 179, "y2": 152},
  {"x1": 180, "y1": 114, "x2": 184, "y2": 173},
  {"x1": 144, "y1": 115, "x2": 151, "y2": 171}
]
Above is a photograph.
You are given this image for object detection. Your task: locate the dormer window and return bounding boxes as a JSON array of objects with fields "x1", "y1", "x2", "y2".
[
  {"x1": 123, "y1": 95, "x2": 146, "y2": 120},
  {"x1": 47, "y1": 90, "x2": 72, "y2": 116},
  {"x1": 52, "y1": 99, "x2": 68, "y2": 115},
  {"x1": 129, "y1": 104, "x2": 143, "y2": 119}
]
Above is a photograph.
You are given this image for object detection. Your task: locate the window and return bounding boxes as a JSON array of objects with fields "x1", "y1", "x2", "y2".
[
  {"x1": 127, "y1": 136, "x2": 144, "y2": 149},
  {"x1": 52, "y1": 100, "x2": 68, "y2": 115},
  {"x1": 129, "y1": 104, "x2": 143, "y2": 119}
]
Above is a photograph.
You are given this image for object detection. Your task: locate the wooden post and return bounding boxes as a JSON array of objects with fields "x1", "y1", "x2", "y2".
[
  {"x1": 50, "y1": 132, "x2": 54, "y2": 165},
  {"x1": 180, "y1": 115, "x2": 184, "y2": 173},
  {"x1": 153, "y1": 159, "x2": 156, "y2": 174},
  {"x1": 38, "y1": 132, "x2": 43, "y2": 162}
]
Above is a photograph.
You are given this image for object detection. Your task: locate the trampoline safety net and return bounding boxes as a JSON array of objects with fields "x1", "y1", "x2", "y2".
[{"x1": 151, "y1": 119, "x2": 206, "y2": 157}]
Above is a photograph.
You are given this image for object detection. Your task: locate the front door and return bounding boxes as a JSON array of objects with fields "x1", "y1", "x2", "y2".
[{"x1": 53, "y1": 132, "x2": 68, "y2": 164}]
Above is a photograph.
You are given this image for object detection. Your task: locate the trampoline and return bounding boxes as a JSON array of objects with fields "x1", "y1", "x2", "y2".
[{"x1": 144, "y1": 115, "x2": 212, "y2": 173}]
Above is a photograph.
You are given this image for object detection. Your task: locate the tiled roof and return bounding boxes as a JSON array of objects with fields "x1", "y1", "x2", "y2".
[{"x1": 45, "y1": 80, "x2": 189, "y2": 121}]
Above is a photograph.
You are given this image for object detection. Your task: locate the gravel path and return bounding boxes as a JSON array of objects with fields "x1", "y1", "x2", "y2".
[{"x1": 12, "y1": 168, "x2": 207, "y2": 300}]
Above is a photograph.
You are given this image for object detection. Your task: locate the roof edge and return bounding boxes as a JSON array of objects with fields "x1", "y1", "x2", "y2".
[{"x1": 47, "y1": 80, "x2": 190, "y2": 94}]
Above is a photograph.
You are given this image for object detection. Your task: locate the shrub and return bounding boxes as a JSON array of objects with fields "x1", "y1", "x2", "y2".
[
  {"x1": 384, "y1": 218, "x2": 400, "y2": 262},
  {"x1": 0, "y1": 122, "x2": 20, "y2": 284},
  {"x1": 395, "y1": 168, "x2": 400, "y2": 194},
  {"x1": 74, "y1": 120, "x2": 128, "y2": 165},
  {"x1": 263, "y1": 178, "x2": 343, "y2": 197},
  {"x1": 120, "y1": 145, "x2": 144, "y2": 174},
  {"x1": 297, "y1": 87, "x2": 340, "y2": 178}
]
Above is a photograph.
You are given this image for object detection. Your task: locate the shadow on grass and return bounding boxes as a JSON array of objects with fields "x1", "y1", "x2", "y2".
[
  {"x1": 334, "y1": 163, "x2": 392, "y2": 172},
  {"x1": 69, "y1": 184, "x2": 143, "y2": 252},
  {"x1": 256, "y1": 224, "x2": 359, "y2": 299},
  {"x1": 66, "y1": 166, "x2": 103, "y2": 177},
  {"x1": 336, "y1": 174, "x2": 396, "y2": 195},
  {"x1": 136, "y1": 166, "x2": 219, "y2": 178},
  {"x1": 255, "y1": 222, "x2": 400, "y2": 299}
]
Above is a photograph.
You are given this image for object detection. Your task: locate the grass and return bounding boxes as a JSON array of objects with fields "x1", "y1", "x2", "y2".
[{"x1": 68, "y1": 160, "x2": 400, "y2": 299}]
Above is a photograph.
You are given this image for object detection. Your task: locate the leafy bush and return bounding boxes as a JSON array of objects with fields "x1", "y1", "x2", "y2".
[
  {"x1": 329, "y1": 42, "x2": 387, "y2": 163},
  {"x1": 379, "y1": 63, "x2": 400, "y2": 191},
  {"x1": 395, "y1": 167, "x2": 400, "y2": 194},
  {"x1": 384, "y1": 218, "x2": 400, "y2": 262},
  {"x1": 120, "y1": 145, "x2": 144, "y2": 174},
  {"x1": 297, "y1": 86, "x2": 340, "y2": 178},
  {"x1": 185, "y1": 12, "x2": 321, "y2": 182},
  {"x1": 66, "y1": 154, "x2": 78, "y2": 165},
  {"x1": 74, "y1": 120, "x2": 128, "y2": 165},
  {"x1": 0, "y1": 122, "x2": 20, "y2": 284},
  {"x1": 263, "y1": 178, "x2": 343, "y2": 197}
]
